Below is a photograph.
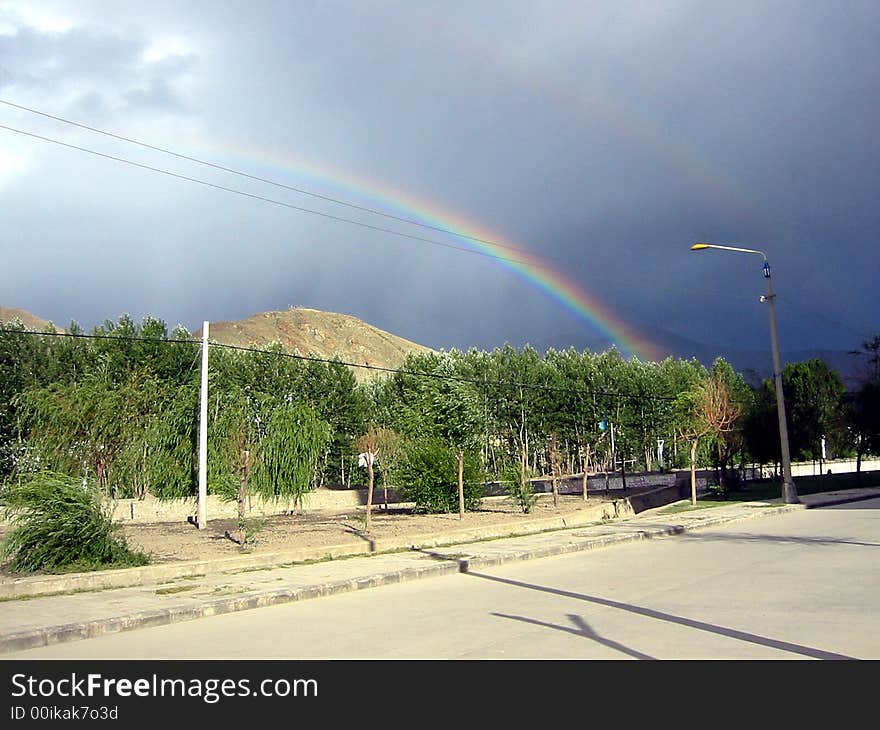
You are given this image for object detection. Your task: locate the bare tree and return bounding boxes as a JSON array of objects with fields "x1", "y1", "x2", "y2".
[
  {"x1": 355, "y1": 427, "x2": 404, "y2": 531},
  {"x1": 354, "y1": 430, "x2": 380, "y2": 533},
  {"x1": 678, "y1": 373, "x2": 742, "y2": 505}
]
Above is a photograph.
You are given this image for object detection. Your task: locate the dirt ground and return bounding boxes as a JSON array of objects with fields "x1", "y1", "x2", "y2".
[{"x1": 116, "y1": 492, "x2": 631, "y2": 565}]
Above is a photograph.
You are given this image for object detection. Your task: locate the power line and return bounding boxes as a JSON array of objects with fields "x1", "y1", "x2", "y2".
[
  {"x1": 0, "y1": 123, "x2": 535, "y2": 268},
  {"x1": 0, "y1": 98, "x2": 529, "y2": 258},
  {"x1": 2, "y1": 326, "x2": 678, "y2": 402},
  {"x1": 206, "y1": 340, "x2": 678, "y2": 401},
  {"x1": 0, "y1": 327, "x2": 197, "y2": 346}
]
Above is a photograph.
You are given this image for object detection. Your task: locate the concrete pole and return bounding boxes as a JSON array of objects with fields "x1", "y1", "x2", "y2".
[
  {"x1": 609, "y1": 421, "x2": 616, "y2": 469},
  {"x1": 763, "y1": 269, "x2": 799, "y2": 504},
  {"x1": 197, "y1": 321, "x2": 209, "y2": 529}
]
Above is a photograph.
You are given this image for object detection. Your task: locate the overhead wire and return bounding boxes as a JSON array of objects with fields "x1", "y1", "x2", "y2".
[
  {"x1": 1, "y1": 326, "x2": 679, "y2": 402},
  {"x1": 0, "y1": 123, "x2": 535, "y2": 268},
  {"x1": 0, "y1": 99, "x2": 531, "y2": 257}
]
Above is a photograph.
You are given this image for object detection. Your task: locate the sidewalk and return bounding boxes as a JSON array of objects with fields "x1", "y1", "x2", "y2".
[{"x1": 2, "y1": 487, "x2": 878, "y2": 655}]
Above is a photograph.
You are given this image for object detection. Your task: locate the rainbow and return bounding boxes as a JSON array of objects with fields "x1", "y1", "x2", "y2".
[{"x1": 192, "y1": 141, "x2": 666, "y2": 362}]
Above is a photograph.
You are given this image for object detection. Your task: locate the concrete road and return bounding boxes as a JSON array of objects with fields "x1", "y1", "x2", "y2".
[{"x1": 8, "y1": 498, "x2": 879, "y2": 659}]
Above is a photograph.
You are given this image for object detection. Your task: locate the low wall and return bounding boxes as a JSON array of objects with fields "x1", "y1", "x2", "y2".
[
  {"x1": 107, "y1": 471, "x2": 699, "y2": 525},
  {"x1": 752, "y1": 458, "x2": 880, "y2": 478},
  {"x1": 108, "y1": 486, "x2": 406, "y2": 524},
  {"x1": 23, "y1": 458, "x2": 873, "y2": 527}
]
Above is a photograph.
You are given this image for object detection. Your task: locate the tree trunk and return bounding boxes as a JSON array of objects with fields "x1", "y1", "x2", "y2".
[
  {"x1": 582, "y1": 442, "x2": 590, "y2": 501},
  {"x1": 690, "y1": 439, "x2": 698, "y2": 506},
  {"x1": 457, "y1": 451, "x2": 465, "y2": 520},
  {"x1": 550, "y1": 435, "x2": 560, "y2": 508},
  {"x1": 365, "y1": 455, "x2": 375, "y2": 533},
  {"x1": 856, "y1": 437, "x2": 863, "y2": 485},
  {"x1": 382, "y1": 470, "x2": 389, "y2": 511},
  {"x1": 238, "y1": 450, "x2": 250, "y2": 549}
]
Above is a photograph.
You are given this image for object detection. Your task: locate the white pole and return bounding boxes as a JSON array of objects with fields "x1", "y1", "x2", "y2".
[
  {"x1": 610, "y1": 422, "x2": 616, "y2": 469},
  {"x1": 197, "y1": 321, "x2": 209, "y2": 529}
]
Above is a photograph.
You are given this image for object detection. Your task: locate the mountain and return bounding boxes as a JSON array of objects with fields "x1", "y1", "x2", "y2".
[
  {"x1": 0, "y1": 306, "x2": 62, "y2": 332},
  {"x1": 193, "y1": 307, "x2": 434, "y2": 380}
]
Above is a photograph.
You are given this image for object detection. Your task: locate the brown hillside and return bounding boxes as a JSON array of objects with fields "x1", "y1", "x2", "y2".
[
  {"x1": 194, "y1": 307, "x2": 434, "y2": 380},
  {"x1": 0, "y1": 306, "x2": 63, "y2": 332}
]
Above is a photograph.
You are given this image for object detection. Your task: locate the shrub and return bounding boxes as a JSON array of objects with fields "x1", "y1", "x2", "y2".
[
  {"x1": 503, "y1": 462, "x2": 537, "y2": 513},
  {"x1": 394, "y1": 438, "x2": 483, "y2": 513},
  {"x1": 0, "y1": 472, "x2": 149, "y2": 573}
]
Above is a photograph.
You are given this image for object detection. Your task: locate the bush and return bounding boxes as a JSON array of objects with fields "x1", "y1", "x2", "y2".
[
  {"x1": 394, "y1": 438, "x2": 483, "y2": 513},
  {"x1": 503, "y1": 462, "x2": 537, "y2": 513},
  {"x1": 0, "y1": 472, "x2": 149, "y2": 573}
]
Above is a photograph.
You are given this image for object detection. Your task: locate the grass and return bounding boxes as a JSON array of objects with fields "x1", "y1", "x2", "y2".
[{"x1": 658, "y1": 470, "x2": 880, "y2": 515}]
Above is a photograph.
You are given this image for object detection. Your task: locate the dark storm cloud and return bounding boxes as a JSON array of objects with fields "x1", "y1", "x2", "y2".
[
  {"x1": 1, "y1": 0, "x2": 877, "y2": 364},
  {"x1": 0, "y1": 18, "x2": 196, "y2": 118}
]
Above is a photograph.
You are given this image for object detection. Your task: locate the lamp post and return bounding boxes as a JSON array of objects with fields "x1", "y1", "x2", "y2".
[{"x1": 690, "y1": 242, "x2": 799, "y2": 503}]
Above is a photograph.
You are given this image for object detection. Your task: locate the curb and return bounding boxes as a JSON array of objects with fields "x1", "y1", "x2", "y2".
[
  {"x1": 0, "y1": 561, "x2": 462, "y2": 654},
  {"x1": 3, "y1": 491, "x2": 876, "y2": 655},
  {"x1": 803, "y1": 492, "x2": 880, "y2": 508},
  {"x1": 0, "y1": 499, "x2": 630, "y2": 601},
  {"x1": 0, "y1": 504, "x2": 780, "y2": 655}
]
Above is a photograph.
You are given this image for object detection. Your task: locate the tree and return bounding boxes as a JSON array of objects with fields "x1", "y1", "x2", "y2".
[
  {"x1": 210, "y1": 389, "x2": 331, "y2": 510},
  {"x1": 849, "y1": 335, "x2": 880, "y2": 383},
  {"x1": 847, "y1": 334, "x2": 880, "y2": 479},
  {"x1": 15, "y1": 370, "x2": 196, "y2": 498},
  {"x1": 848, "y1": 381, "x2": 880, "y2": 477},
  {"x1": 708, "y1": 359, "x2": 753, "y2": 492},
  {"x1": 677, "y1": 370, "x2": 741, "y2": 504},
  {"x1": 393, "y1": 437, "x2": 483, "y2": 514},
  {"x1": 354, "y1": 427, "x2": 385, "y2": 533},
  {"x1": 379, "y1": 352, "x2": 485, "y2": 517},
  {"x1": 1, "y1": 472, "x2": 148, "y2": 573},
  {"x1": 742, "y1": 379, "x2": 781, "y2": 473},
  {"x1": 781, "y1": 359, "x2": 847, "y2": 461}
]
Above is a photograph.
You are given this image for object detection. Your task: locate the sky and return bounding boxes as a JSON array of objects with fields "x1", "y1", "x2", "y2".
[{"x1": 0, "y1": 0, "x2": 878, "y2": 369}]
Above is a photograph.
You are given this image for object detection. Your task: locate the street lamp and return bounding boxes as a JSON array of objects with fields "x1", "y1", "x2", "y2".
[{"x1": 689, "y1": 242, "x2": 799, "y2": 504}]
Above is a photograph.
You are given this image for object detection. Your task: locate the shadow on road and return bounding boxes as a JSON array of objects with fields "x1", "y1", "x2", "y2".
[
  {"x1": 492, "y1": 612, "x2": 656, "y2": 659},
  {"x1": 676, "y1": 532, "x2": 880, "y2": 548},
  {"x1": 466, "y1": 570, "x2": 854, "y2": 660}
]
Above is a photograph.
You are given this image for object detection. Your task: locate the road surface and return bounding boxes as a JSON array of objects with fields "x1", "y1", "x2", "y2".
[{"x1": 7, "y1": 498, "x2": 879, "y2": 659}]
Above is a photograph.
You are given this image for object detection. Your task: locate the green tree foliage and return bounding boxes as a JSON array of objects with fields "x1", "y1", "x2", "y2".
[
  {"x1": 502, "y1": 460, "x2": 537, "y2": 513},
  {"x1": 707, "y1": 359, "x2": 752, "y2": 490},
  {"x1": 394, "y1": 437, "x2": 483, "y2": 513},
  {"x1": 847, "y1": 335, "x2": 880, "y2": 474},
  {"x1": 0, "y1": 320, "x2": 60, "y2": 475},
  {"x1": 849, "y1": 381, "x2": 880, "y2": 463},
  {"x1": 781, "y1": 359, "x2": 847, "y2": 461},
  {"x1": 4, "y1": 311, "x2": 862, "y2": 511},
  {"x1": 15, "y1": 370, "x2": 198, "y2": 498},
  {"x1": 209, "y1": 343, "x2": 368, "y2": 484},
  {"x1": 1, "y1": 472, "x2": 148, "y2": 573},
  {"x1": 208, "y1": 386, "x2": 331, "y2": 506},
  {"x1": 675, "y1": 366, "x2": 742, "y2": 502},
  {"x1": 742, "y1": 379, "x2": 781, "y2": 468}
]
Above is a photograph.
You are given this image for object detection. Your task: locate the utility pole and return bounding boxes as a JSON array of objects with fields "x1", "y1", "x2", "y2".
[
  {"x1": 690, "y1": 243, "x2": 799, "y2": 504},
  {"x1": 761, "y1": 262, "x2": 799, "y2": 503},
  {"x1": 197, "y1": 321, "x2": 209, "y2": 529}
]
